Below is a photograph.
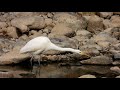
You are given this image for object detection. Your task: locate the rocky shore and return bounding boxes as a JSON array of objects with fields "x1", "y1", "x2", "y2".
[{"x1": 0, "y1": 12, "x2": 120, "y2": 66}]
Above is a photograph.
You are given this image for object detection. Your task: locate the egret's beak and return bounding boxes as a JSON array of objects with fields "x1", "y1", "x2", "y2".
[{"x1": 80, "y1": 52, "x2": 90, "y2": 57}]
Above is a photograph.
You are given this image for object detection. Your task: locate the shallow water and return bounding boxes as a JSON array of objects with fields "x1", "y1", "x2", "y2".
[{"x1": 0, "y1": 62, "x2": 119, "y2": 78}]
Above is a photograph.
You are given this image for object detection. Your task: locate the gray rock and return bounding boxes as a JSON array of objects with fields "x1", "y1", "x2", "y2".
[
  {"x1": 78, "y1": 74, "x2": 96, "y2": 78},
  {"x1": 80, "y1": 56, "x2": 113, "y2": 65},
  {"x1": 113, "y1": 53, "x2": 120, "y2": 60},
  {"x1": 94, "y1": 32, "x2": 118, "y2": 43},
  {"x1": 87, "y1": 15, "x2": 104, "y2": 34},
  {"x1": 76, "y1": 29, "x2": 92, "y2": 38}
]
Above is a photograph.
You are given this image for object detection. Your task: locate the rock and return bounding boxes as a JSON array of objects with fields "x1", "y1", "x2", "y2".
[
  {"x1": 113, "y1": 53, "x2": 120, "y2": 60},
  {"x1": 0, "y1": 22, "x2": 7, "y2": 29},
  {"x1": 0, "y1": 71, "x2": 14, "y2": 78},
  {"x1": 11, "y1": 16, "x2": 45, "y2": 33},
  {"x1": 94, "y1": 32, "x2": 117, "y2": 43},
  {"x1": 43, "y1": 28, "x2": 51, "y2": 34},
  {"x1": 97, "y1": 41, "x2": 110, "y2": 49},
  {"x1": 19, "y1": 34, "x2": 29, "y2": 41},
  {"x1": 49, "y1": 23, "x2": 75, "y2": 38},
  {"x1": 47, "y1": 13, "x2": 53, "y2": 18},
  {"x1": 115, "y1": 76, "x2": 120, "y2": 78},
  {"x1": 113, "y1": 12, "x2": 120, "y2": 15},
  {"x1": 13, "y1": 12, "x2": 34, "y2": 17},
  {"x1": 110, "y1": 66, "x2": 120, "y2": 73},
  {"x1": 76, "y1": 29, "x2": 92, "y2": 38},
  {"x1": 6, "y1": 27, "x2": 19, "y2": 38},
  {"x1": 111, "y1": 27, "x2": 120, "y2": 40},
  {"x1": 103, "y1": 28, "x2": 113, "y2": 35},
  {"x1": 45, "y1": 18, "x2": 53, "y2": 26},
  {"x1": 96, "y1": 12, "x2": 113, "y2": 18},
  {"x1": 103, "y1": 19, "x2": 111, "y2": 29},
  {"x1": 80, "y1": 56, "x2": 113, "y2": 65},
  {"x1": 29, "y1": 30, "x2": 38, "y2": 36},
  {"x1": 0, "y1": 46, "x2": 30, "y2": 65},
  {"x1": 87, "y1": 15, "x2": 104, "y2": 34},
  {"x1": 78, "y1": 74, "x2": 96, "y2": 78},
  {"x1": 112, "y1": 60, "x2": 120, "y2": 65},
  {"x1": 113, "y1": 43, "x2": 120, "y2": 50},
  {"x1": 53, "y1": 12, "x2": 87, "y2": 31},
  {"x1": 110, "y1": 15, "x2": 120, "y2": 27},
  {"x1": 29, "y1": 30, "x2": 43, "y2": 39}
]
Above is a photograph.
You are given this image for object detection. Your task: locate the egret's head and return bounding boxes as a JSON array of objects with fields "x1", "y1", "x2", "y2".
[{"x1": 79, "y1": 51, "x2": 90, "y2": 57}]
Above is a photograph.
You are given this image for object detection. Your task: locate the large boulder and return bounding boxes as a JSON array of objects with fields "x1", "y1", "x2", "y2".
[
  {"x1": 11, "y1": 16, "x2": 45, "y2": 33},
  {"x1": 87, "y1": 15, "x2": 104, "y2": 34},
  {"x1": 80, "y1": 56, "x2": 113, "y2": 65},
  {"x1": 0, "y1": 46, "x2": 30, "y2": 65},
  {"x1": 49, "y1": 23, "x2": 75, "y2": 38},
  {"x1": 53, "y1": 12, "x2": 87, "y2": 31}
]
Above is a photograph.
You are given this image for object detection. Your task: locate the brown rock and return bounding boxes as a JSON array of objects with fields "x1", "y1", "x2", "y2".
[
  {"x1": 0, "y1": 46, "x2": 30, "y2": 65},
  {"x1": 110, "y1": 66, "x2": 120, "y2": 73},
  {"x1": 50, "y1": 23, "x2": 75, "y2": 38},
  {"x1": 110, "y1": 15, "x2": 120, "y2": 27},
  {"x1": 6, "y1": 27, "x2": 19, "y2": 38},
  {"x1": 11, "y1": 16, "x2": 45, "y2": 33},
  {"x1": 0, "y1": 22, "x2": 7, "y2": 29},
  {"x1": 87, "y1": 15, "x2": 104, "y2": 34},
  {"x1": 113, "y1": 12, "x2": 120, "y2": 15},
  {"x1": 103, "y1": 19, "x2": 111, "y2": 29},
  {"x1": 53, "y1": 12, "x2": 87, "y2": 30},
  {"x1": 80, "y1": 56, "x2": 113, "y2": 65},
  {"x1": 78, "y1": 74, "x2": 96, "y2": 78},
  {"x1": 97, "y1": 41, "x2": 110, "y2": 49},
  {"x1": 96, "y1": 12, "x2": 113, "y2": 18},
  {"x1": 45, "y1": 18, "x2": 53, "y2": 26},
  {"x1": 0, "y1": 71, "x2": 14, "y2": 78}
]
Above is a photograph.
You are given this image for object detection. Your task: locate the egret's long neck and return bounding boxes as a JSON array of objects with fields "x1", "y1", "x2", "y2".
[{"x1": 49, "y1": 43, "x2": 79, "y2": 53}]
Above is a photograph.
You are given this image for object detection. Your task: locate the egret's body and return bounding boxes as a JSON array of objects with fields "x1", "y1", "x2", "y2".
[{"x1": 20, "y1": 36, "x2": 84, "y2": 65}]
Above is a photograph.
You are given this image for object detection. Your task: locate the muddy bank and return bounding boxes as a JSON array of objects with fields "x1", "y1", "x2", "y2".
[{"x1": 0, "y1": 12, "x2": 120, "y2": 66}]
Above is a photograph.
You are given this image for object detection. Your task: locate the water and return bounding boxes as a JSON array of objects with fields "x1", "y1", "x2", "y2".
[{"x1": 0, "y1": 62, "x2": 119, "y2": 78}]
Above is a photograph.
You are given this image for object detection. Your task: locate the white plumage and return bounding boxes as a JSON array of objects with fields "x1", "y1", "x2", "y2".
[{"x1": 20, "y1": 36, "x2": 83, "y2": 65}]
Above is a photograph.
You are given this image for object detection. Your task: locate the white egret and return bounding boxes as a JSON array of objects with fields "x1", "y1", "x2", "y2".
[{"x1": 20, "y1": 36, "x2": 86, "y2": 66}]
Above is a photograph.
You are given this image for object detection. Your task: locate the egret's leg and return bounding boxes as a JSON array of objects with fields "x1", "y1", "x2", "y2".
[
  {"x1": 30, "y1": 55, "x2": 34, "y2": 66},
  {"x1": 38, "y1": 55, "x2": 41, "y2": 66}
]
